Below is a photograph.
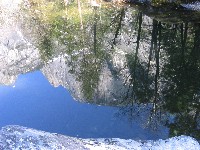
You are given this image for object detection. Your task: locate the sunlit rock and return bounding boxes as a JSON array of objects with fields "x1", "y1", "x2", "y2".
[
  {"x1": 90, "y1": 0, "x2": 100, "y2": 7},
  {"x1": 0, "y1": 33, "x2": 41, "y2": 85},
  {"x1": 0, "y1": 125, "x2": 199, "y2": 150},
  {"x1": 0, "y1": 0, "x2": 42, "y2": 85},
  {"x1": 0, "y1": 0, "x2": 22, "y2": 10},
  {"x1": 41, "y1": 55, "x2": 84, "y2": 101}
]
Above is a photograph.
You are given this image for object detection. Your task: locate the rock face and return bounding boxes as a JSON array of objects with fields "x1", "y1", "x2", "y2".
[
  {"x1": 41, "y1": 54, "x2": 130, "y2": 105},
  {"x1": 0, "y1": 0, "x2": 42, "y2": 86},
  {"x1": 41, "y1": 55, "x2": 84, "y2": 101},
  {"x1": 0, "y1": 125, "x2": 87, "y2": 150},
  {"x1": 0, "y1": 38, "x2": 41, "y2": 85},
  {"x1": 0, "y1": 125, "x2": 199, "y2": 150},
  {"x1": 0, "y1": 0, "x2": 133, "y2": 105}
]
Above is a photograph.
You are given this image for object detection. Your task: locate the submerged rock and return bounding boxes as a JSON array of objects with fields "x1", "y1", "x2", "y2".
[{"x1": 0, "y1": 125, "x2": 199, "y2": 150}]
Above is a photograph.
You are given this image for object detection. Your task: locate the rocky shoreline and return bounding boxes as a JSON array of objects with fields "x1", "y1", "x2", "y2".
[{"x1": 0, "y1": 125, "x2": 199, "y2": 149}]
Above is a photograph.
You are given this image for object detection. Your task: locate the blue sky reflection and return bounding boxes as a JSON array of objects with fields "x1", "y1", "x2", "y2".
[{"x1": 0, "y1": 71, "x2": 168, "y2": 140}]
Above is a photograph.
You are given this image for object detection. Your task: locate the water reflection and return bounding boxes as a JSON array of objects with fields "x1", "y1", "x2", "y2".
[{"x1": 0, "y1": 0, "x2": 199, "y2": 140}]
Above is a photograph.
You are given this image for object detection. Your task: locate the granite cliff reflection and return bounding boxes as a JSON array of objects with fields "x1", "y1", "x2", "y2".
[{"x1": 0, "y1": 0, "x2": 199, "y2": 140}]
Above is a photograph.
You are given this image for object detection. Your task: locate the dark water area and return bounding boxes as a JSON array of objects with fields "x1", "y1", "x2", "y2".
[{"x1": 0, "y1": 0, "x2": 199, "y2": 141}]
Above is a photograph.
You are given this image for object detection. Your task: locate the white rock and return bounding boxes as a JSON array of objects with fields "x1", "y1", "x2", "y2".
[{"x1": 0, "y1": 125, "x2": 199, "y2": 150}]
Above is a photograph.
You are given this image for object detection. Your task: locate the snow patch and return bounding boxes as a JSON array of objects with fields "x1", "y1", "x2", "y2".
[
  {"x1": 181, "y1": 1, "x2": 200, "y2": 11},
  {"x1": 0, "y1": 125, "x2": 199, "y2": 150}
]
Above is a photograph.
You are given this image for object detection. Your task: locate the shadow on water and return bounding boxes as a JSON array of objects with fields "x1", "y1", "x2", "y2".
[{"x1": 0, "y1": 0, "x2": 199, "y2": 140}]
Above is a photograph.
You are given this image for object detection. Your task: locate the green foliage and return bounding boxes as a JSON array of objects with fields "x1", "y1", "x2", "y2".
[
  {"x1": 168, "y1": 114, "x2": 200, "y2": 139},
  {"x1": 22, "y1": 0, "x2": 125, "y2": 99},
  {"x1": 39, "y1": 36, "x2": 53, "y2": 62}
]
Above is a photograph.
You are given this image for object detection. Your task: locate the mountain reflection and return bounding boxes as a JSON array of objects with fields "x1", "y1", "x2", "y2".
[{"x1": 0, "y1": 0, "x2": 199, "y2": 140}]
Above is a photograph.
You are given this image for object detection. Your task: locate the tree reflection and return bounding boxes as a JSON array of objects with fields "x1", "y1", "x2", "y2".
[
  {"x1": 16, "y1": 0, "x2": 200, "y2": 140},
  {"x1": 116, "y1": 12, "x2": 199, "y2": 139},
  {"x1": 22, "y1": 0, "x2": 126, "y2": 100},
  {"x1": 161, "y1": 23, "x2": 200, "y2": 139}
]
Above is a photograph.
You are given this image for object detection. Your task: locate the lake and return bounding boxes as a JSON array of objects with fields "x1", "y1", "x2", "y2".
[{"x1": 0, "y1": 0, "x2": 199, "y2": 141}]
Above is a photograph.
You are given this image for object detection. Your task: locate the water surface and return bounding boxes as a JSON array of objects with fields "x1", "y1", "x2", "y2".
[{"x1": 0, "y1": 0, "x2": 199, "y2": 141}]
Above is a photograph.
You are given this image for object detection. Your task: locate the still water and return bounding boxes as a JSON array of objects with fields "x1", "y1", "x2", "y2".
[
  {"x1": 0, "y1": 71, "x2": 168, "y2": 140},
  {"x1": 0, "y1": 0, "x2": 199, "y2": 141}
]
